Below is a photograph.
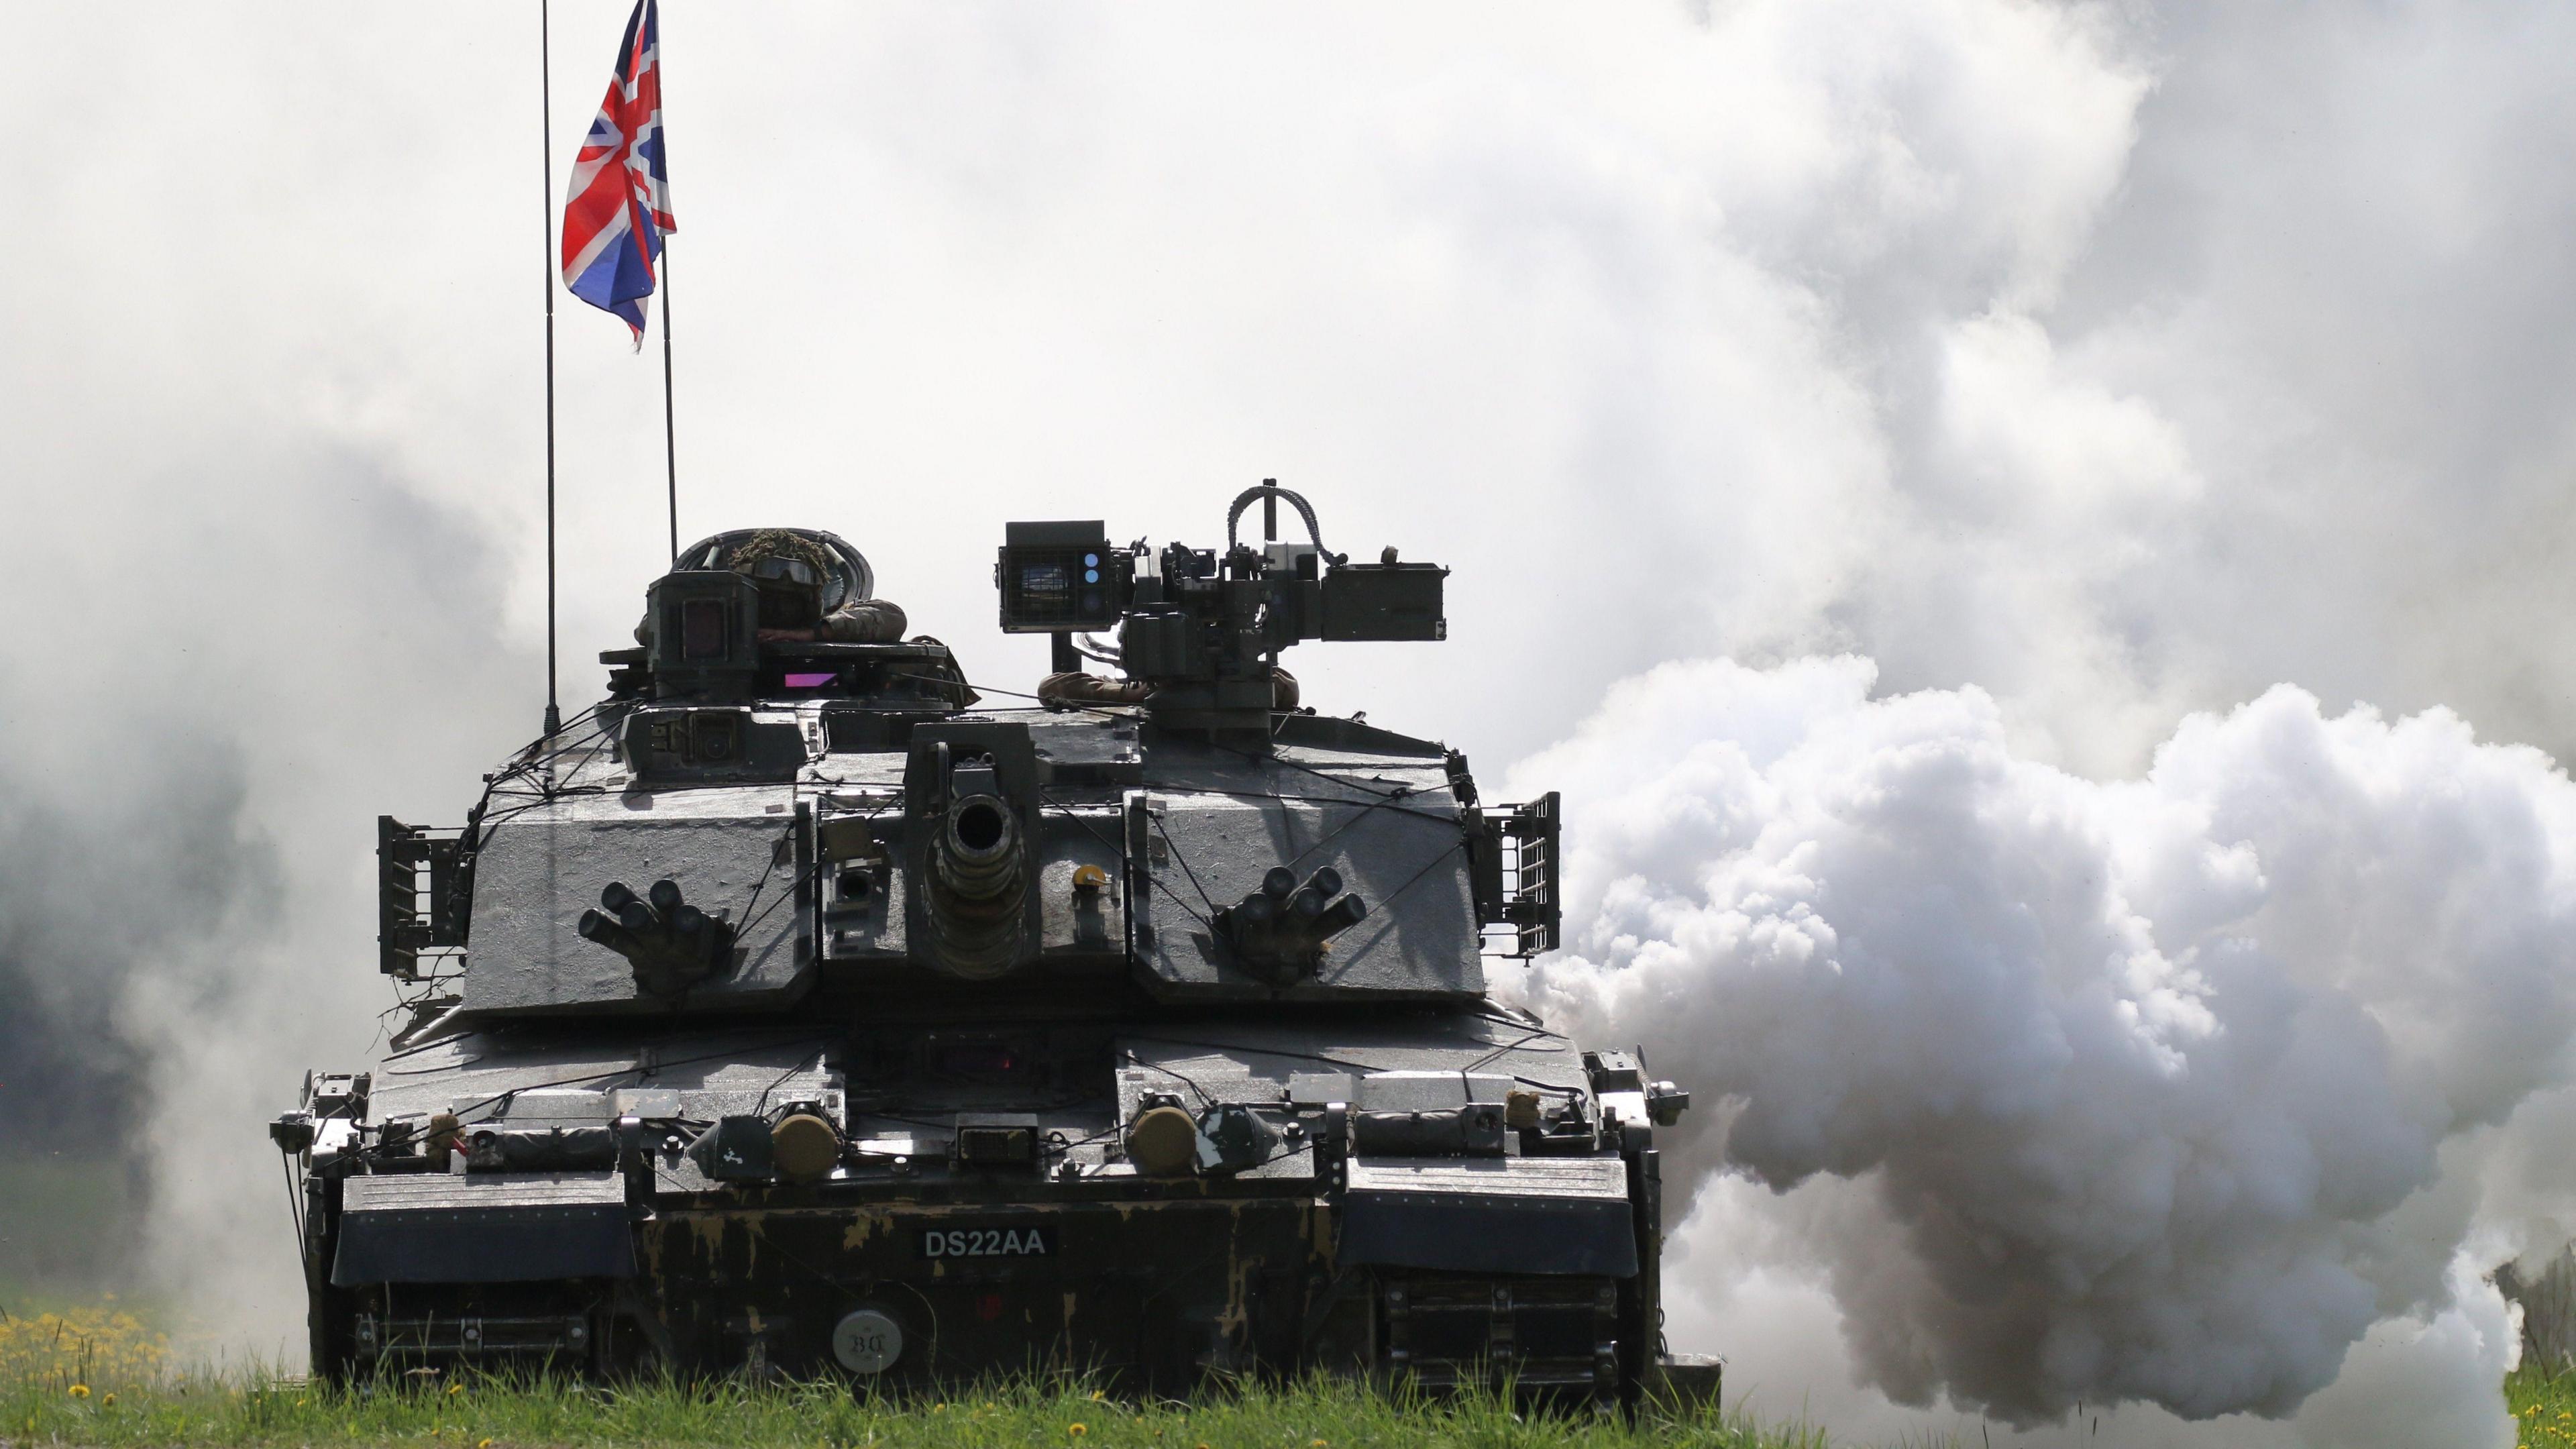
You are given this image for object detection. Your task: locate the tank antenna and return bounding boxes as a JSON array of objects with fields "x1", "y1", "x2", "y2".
[{"x1": 540, "y1": 0, "x2": 562, "y2": 738}]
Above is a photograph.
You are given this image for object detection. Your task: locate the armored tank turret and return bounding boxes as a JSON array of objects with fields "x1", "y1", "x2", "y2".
[{"x1": 272, "y1": 486, "x2": 1707, "y2": 1405}]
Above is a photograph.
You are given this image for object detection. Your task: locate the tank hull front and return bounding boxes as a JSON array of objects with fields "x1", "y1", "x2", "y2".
[
  {"x1": 315, "y1": 1187, "x2": 1633, "y2": 1400},
  {"x1": 637, "y1": 1195, "x2": 1332, "y2": 1385}
]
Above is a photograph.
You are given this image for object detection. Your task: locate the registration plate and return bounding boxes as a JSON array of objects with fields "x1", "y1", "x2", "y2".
[{"x1": 918, "y1": 1225, "x2": 1057, "y2": 1259}]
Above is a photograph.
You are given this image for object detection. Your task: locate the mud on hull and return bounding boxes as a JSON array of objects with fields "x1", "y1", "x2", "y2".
[{"x1": 312, "y1": 1193, "x2": 1644, "y2": 1401}]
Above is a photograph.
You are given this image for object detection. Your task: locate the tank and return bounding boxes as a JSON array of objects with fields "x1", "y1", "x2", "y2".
[{"x1": 270, "y1": 485, "x2": 1711, "y2": 1405}]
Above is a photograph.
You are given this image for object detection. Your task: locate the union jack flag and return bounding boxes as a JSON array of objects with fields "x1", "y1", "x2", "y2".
[{"x1": 561, "y1": 0, "x2": 674, "y2": 343}]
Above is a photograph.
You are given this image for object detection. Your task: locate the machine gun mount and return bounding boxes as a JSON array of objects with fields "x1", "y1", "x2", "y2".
[{"x1": 996, "y1": 483, "x2": 1447, "y2": 733}]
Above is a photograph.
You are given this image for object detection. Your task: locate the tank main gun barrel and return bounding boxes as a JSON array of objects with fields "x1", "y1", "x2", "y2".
[{"x1": 910, "y1": 738, "x2": 1036, "y2": 981}]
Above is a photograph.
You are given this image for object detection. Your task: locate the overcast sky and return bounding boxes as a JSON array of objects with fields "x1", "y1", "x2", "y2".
[{"x1": 6, "y1": 3, "x2": 2575, "y2": 1443}]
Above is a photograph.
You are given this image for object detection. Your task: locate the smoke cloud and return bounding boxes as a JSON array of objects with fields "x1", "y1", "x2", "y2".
[
  {"x1": 1507, "y1": 657, "x2": 2569, "y2": 1433},
  {"x1": 0, "y1": 440, "x2": 531, "y2": 1333},
  {"x1": 6, "y1": 0, "x2": 2576, "y2": 1440}
]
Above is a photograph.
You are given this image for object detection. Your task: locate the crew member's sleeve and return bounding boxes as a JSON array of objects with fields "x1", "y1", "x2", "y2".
[{"x1": 815, "y1": 598, "x2": 910, "y2": 643}]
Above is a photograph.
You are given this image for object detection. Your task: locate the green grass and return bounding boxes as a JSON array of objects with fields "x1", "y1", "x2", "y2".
[
  {"x1": 0, "y1": 1370, "x2": 1841, "y2": 1449},
  {"x1": 18, "y1": 1302, "x2": 2575, "y2": 1446},
  {"x1": 2510, "y1": 1363, "x2": 2576, "y2": 1448},
  {"x1": 0, "y1": 1293, "x2": 1867, "y2": 1448}
]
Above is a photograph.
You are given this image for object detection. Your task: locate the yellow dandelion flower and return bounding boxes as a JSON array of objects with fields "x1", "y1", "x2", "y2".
[
  {"x1": 68, "y1": 1384, "x2": 91, "y2": 1399},
  {"x1": 103, "y1": 1393, "x2": 117, "y2": 1408},
  {"x1": 480, "y1": 1439, "x2": 495, "y2": 1448},
  {"x1": 1069, "y1": 1424, "x2": 1089, "y2": 1437},
  {"x1": 448, "y1": 1382, "x2": 466, "y2": 1396},
  {"x1": 1314, "y1": 1440, "x2": 1330, "y2": 1446},
  {"x1": 1091, "y1": 1391, "x2": 1108, "y2": 1401},
  {"x1": 933, "y1": 1403, "x2": 947, "y2": 1413}
]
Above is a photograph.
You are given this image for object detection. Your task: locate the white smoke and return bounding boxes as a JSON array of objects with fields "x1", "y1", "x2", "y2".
[
  {"x1": 9, "y1": 0, "x2": 2576, "y2": 1438},
  {"x1": 0, "y1": 448, "x2": 533, "y2": 1346},
  {"x1": 1504, "y1": 655, "x2": 2573, "y2": 1435}
]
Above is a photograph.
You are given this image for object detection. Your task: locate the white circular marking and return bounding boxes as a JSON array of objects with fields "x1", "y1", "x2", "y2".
[{"x1": 831, "y1": 1307, "x2": 904, "y2": 1374}]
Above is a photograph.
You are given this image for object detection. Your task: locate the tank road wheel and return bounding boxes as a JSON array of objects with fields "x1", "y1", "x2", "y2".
[{"x1": 596, "y1": 1291, "x2": 676, "y2": 1381}]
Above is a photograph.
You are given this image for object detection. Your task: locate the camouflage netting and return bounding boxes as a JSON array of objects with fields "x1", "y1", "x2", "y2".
[{"x1": 724, "y1": 528, "x2": 839, "y2": 583}]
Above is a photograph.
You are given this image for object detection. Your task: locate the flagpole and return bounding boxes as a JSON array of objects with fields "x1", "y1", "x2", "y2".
[
  {"x1": 661, "y1": 247, "x2": 678, "y2": 561},
  {"x1": 540, "y1": 0, "x2": 562, "y2": 738}
]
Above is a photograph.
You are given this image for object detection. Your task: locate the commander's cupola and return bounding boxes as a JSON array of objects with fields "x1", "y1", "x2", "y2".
[{"x1": 596, "y1": 527, "x2": 974, "y2": 784}]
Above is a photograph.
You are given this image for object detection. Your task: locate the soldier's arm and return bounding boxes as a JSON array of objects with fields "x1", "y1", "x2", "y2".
[{"x1": 814, "y1": 598, "x2": 909, "y2": 643}]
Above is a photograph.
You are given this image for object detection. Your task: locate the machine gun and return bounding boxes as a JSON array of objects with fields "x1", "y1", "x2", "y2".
[{"x1": 995, "y1": 482, "x2": 1446, "y2": 733}]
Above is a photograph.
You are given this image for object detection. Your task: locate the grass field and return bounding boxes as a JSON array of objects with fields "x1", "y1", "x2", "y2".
[
  {"x1": 0, "y1": 1293, "x2": 1837, "y2": 1449},
  {"x1": 2512, "y1": 1364, "x2": 2576, "y2": 1449},
  {"x1": 0, "y1": 1373, "x2": 1851, "y2": 1449},
  {"x1": 18, "y1": 1291, "x2": 2573, "y2": 1448}
]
